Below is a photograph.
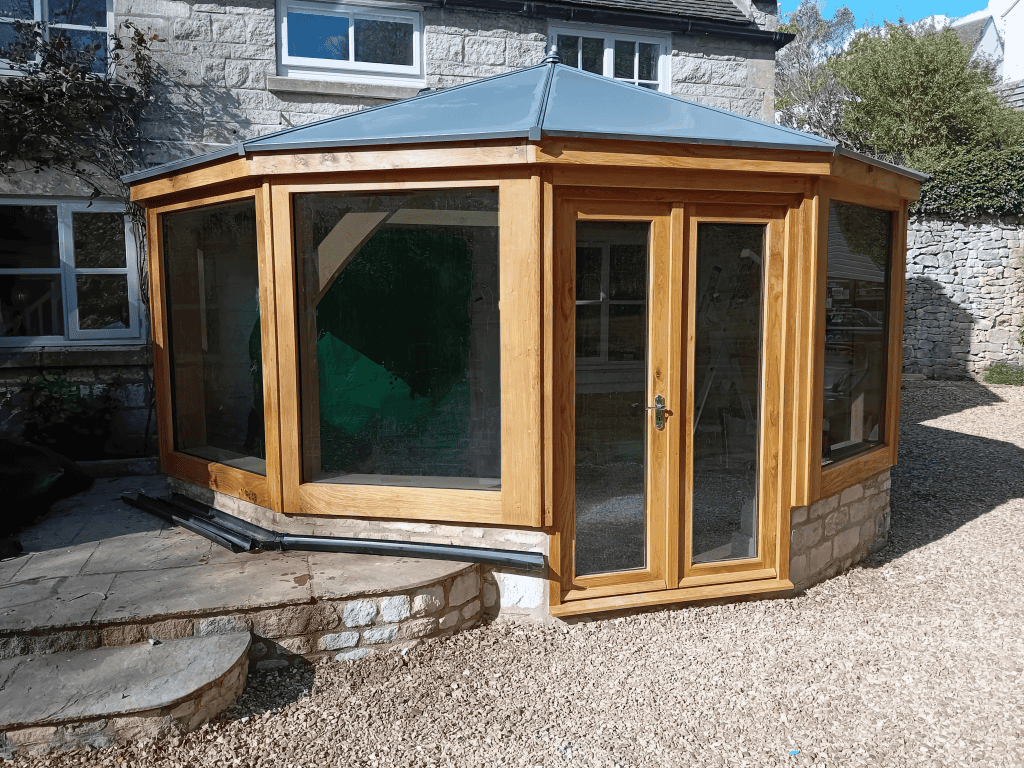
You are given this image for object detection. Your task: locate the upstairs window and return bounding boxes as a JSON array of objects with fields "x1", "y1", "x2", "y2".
[
  {"x1": 0, "y1": 0, "x2": 113, "y2": 75},
  {"x1": 278, "y1": 0, "x2": 423, "y2": 83},
  {"x1": 550, "y1": 24, "x2": 670, "y2": 92}
]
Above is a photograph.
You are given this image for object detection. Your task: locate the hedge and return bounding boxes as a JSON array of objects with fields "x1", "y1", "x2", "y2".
[{"x1": 913, "y1": 148, "x2": 1024, "y2": 217}]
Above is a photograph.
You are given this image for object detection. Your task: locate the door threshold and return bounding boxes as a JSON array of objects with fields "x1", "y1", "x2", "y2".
[{"x1": 550, "y1": 577, "x2": 794, "y2": 618}]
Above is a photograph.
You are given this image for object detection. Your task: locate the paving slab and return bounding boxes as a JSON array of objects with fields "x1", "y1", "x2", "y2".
[
  {"x1": 12, "y1": 542, "x2": 100, "y2": 582},
  {"x1": 307, "y1": 553, "x2": 471, "y2": 600},
  {"x1": 81, "y1": 530, "x2": 213, "y2": 575},
  {"x1": 94, "y1": 555, "x2": 315, "y2": 623},
  {"x1": 0, "y1": 633, "x2": 250, "y2": 729},
  {"x1": 0, "y1": 574, "x2": 116, "y2": 633}
]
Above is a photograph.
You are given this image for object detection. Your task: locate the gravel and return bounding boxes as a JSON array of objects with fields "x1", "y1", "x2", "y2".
[{"x1": 14, "y1": 380, "x2": 1024, "y2": 768}]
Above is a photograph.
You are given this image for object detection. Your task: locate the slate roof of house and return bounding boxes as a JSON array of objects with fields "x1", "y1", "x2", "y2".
[
  {"x1": 950, "y1": 17, "x2": 990, "y2": 52},
  {"x1": 125, "y1": 61, "x2": 928, "y2": 184},
  {"x1": 545, "y1": 0, "x2": 748, "y2": 24}
]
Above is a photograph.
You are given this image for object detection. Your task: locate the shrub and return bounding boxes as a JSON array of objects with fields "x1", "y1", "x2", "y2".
[
  {"x1": 19, "y1": 373, "x2": 117, "y2": 459},
  {"x1": 914, "y1": 148, "x2": 1024, "y2": 217},
  {"x1": 982, "y1": 362, "x2": 1024, "y2": 386}
]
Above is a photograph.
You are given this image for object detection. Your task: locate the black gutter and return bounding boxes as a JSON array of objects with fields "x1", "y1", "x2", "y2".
[
  {"x1": 123, "y1": 493, "x2": 547, "y2": 573},
  {"x1": 432, "y1": 0, "x2": 796, "y2": 49}
]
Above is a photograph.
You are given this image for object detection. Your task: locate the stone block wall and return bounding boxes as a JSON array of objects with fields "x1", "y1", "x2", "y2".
[
  {"x1": 905, "y1": 215, "x2": 1024, "y2": 379},
  {"x1": 788, "y1": 468, "x2": 891, "y2": 591},
  {"x1": 114, "y1": 0, "x2": 779, "y2": 167},
  {"x1": 0, "y1": 349, "x2": 156, "y2": 457}
]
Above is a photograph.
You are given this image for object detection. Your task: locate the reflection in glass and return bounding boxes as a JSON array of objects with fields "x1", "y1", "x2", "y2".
[
  {"x1": 0, "y1": 0, "x2": 32, "y2": 18},
  {"x1": 557, "y1": 34, "x2": 579, "y2": 67},
  {"x1": 48, "y1": 0, "x2": 106, "y2": 26},
  {"x1": 163, "y1": 201, "x2": 266, "y2": 475},
  {"x1": 293, "y1": 189, "x2": 501, "y2": 490},
  {"x1": 288, "y1": 11, "x2": 349, "y2": 60},
  {"x1": 354, "y1": 18, "x2": 413, "y2": 65},
  {"x1": 52, "y1": 29, "x2": 108, "y2": 73},
  {"x1": 692, "y1": 224, "x2": 764, "y2": 564},
  {"x1": 582, "y1": 36, "x2": 602, "y2": 74},
  {"x1": 73, "y1": 212, "x2": 126, "y2": 268},
  {"x1": 822, "y1": 202, "x2": 892, "y2": 464},
  {"x1": 77, "y1": 275, "x2": 128, "y2": 330},
  {"x1": 639, "y1": 42, "x2": 658, "y2": 81},
  {"x1": 0, "y1": 22, "x2": 19, "y2": 50},
  {"x1": 0, "y1": 206, "x2": 59, "y2": 269},
  {"x1": 614, "y1": 39, "x2": 633, "y2": 79},
  {"x1": 575, "y1": 221, "x2": 649, "y2": 577},
  {"x1": 0, "y1": 276, "x2": 63, "y2": 337}
]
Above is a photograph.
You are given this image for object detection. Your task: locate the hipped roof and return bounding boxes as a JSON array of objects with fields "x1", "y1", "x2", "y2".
[{"x1": 125, "y1": 61, "x2": 928, "y2": 184}]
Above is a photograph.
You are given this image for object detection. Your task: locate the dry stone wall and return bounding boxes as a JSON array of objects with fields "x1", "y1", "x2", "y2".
[
  {"x1": 905, "y1": 215, "x2": 1024, "y2": 379},
  {"x1": 788, "y1": 469, "x2": 891, "y2": 591}
]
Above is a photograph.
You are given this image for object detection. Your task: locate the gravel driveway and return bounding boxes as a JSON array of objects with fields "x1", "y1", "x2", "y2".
[{"x1": 16, "y1": 381, "x2": 1024, "y2": 768}]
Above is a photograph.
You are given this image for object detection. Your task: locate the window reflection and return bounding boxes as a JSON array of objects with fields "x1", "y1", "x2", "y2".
[{"x1": 822, "y1": 202, "x2": 892, "y2": 465}]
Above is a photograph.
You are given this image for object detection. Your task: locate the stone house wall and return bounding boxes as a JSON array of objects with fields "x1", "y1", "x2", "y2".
[
  {"x1": 904, "y1": 215, "x2": 1024, "y2": 380},
  {"x1": 788, "y1": 468, "x2": 891, "y2": 592}
]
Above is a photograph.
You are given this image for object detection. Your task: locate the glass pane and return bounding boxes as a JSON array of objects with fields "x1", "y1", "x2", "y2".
[
  {"x1": 639, "y1": 42, "x2": 658, "y2": 82},
  {"x1": 73, "y1": 212, "x2": 126, "y2": 268},
  {"x1": 692, "y1": 224, "x2": 764, "y2": 564},
  {"x1": 575, "y1": 244, "x2": 602, "y2": 301},
  {"x1": 823, "y1": 202, "x2": 892, "y2": 464},
  {"x1": 288, "y1": 11, "x2": 349, "y2": 61},
  {"x1": 637, "y1": 82, "x2": 659, "y2": 90},
  {"x1": 607, "y1": 304, "x2": 645, "y2": 362},
  {"x1": 575, "y1": 303, "x2": 601, "y2": 359},
  {"x1": 581, "y1": 36, "x2": 603, "y2": 74},
  {"x1": 0, "y1": 206, "x2": 59, "y2": 268},
  {"x1": 293, "y1": 189, "x2": 501, "y2": 490},
  {"x1": 354, "y1": 17, "x2": 412, "y2": 66},
  {"x1": 609, "y1": 242, "x2": 645, "y2": 300},
  {"x1": 76, "y1": 274, "x2": 127, "y2": 329},
  {"x1": 52, "y1": 28, "x2": 107, "y2": 72},
  {"x1": 557, "y1": 34, "x2": 579, "y2": 67},
  {"x1": 48, "y1": 0, "x2": 106, "y2": 27},
  {"x1": 162, "y1": 201, "x2": 266, "y2": 476},
  {"x1": 0, "y1": 0, "x2": 32, "y2": 18},
  {"x1": 613, "y1": 39, "x2": 634, "y2": 79},
  {"x1": 0, "y1": 276, "x2": 63, "y2": 337},
  {"x1": 575, "y1": 221, "x2": 649, "y2": 577},
  {"x1": 0, "y1": 23, "x2": 18, "y2": 51}
]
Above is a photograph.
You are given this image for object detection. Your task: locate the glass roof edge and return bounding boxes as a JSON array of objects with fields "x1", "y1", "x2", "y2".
[
  {"x1": 122, "y1": 145, "x2": 240, "y2": 185},
  {"x1": 539, "y1": 129, "x2": 838, "y2": 154},
  {"x1": 243, "y1": 130, "x2": 534, "y2": 152}
]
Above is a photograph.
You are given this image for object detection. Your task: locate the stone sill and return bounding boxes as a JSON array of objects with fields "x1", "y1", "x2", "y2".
[
  {"x1": 267, "y1": 76, "x2": 423, "y2": 101},
  {"x1": 0, "y1": 346, "x2": 152, "y2": 370}
]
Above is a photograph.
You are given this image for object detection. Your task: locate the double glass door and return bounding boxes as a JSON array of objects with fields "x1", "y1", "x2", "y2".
[{"x1": 562, "y1": 200, "x2": 782, "y2": 601}]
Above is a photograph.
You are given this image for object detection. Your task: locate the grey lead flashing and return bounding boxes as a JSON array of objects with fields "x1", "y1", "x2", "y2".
[
  {"x1": 835, "y1": 147, "x2": 930, "y2": 182},
  {"x1": 121, "y1": 144, "x2": 239, "y2": 185}
]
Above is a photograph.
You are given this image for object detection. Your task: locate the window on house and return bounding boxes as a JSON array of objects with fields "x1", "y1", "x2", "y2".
[
  {"x1": 0, "y1": 201, "x2": 142, "y2": 345},
  {"x1": 0, "y1": 0, "x2": 113, "y2": 75},
  {"x1": 821, "y1": 201, "x2": 893, "y2": 465},
  {"x1": 277, "y1": 0, "x2": 422, "y2": 83},
  {"x1": 550, "y1": 25, "x2": 669, "y2": 92}
]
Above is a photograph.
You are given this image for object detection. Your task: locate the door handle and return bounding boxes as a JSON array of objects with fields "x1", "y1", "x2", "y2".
[{"x1": 647, "y1": 395, "x2": 666, "y2": 431}]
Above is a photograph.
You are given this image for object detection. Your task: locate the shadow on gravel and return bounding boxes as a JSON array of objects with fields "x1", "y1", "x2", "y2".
[{"x1": 874, "y1": 381, "x2": 1024, "y2": 565}]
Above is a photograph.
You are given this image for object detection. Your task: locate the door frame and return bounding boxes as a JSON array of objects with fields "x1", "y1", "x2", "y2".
[{"x1": 550, "y1": 192, "x2": 791, "y2": 609}]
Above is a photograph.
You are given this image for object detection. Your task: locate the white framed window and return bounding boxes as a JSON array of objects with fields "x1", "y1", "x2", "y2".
[
  {"x1": 0, "y1": 0, "x2": 114, "y2": 76},
  {"x1": 277, "y1": 0, "x2": 424, "y2": 85},
  {"x1": 549, "y1": 23, "x2": 671, "y2": 93},
  {"x1": 0, "y1": 199, "x2": 143, "y2": 346}
]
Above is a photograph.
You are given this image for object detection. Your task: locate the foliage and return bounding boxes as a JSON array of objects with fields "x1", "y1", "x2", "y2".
[
  {"x1": 775, "y1": 0, "x2": 856, "y2": 143},
  {"x1": 983, "y1": 362, "x2": 1024, "y2": 386},
  {"x1": 913, "y1": 148, "x2": 1024, "y2": 216},
  {"x1": 19, "y1": 373, "x2": 118, "y2": 459},
  {"x1": 831, "y1": 22, "x2": 1024, "y2": 164}
]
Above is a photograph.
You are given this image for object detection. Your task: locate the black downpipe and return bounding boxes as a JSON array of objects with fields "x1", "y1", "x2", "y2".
[{"x1": 122, "y1": 493, "x2": 547, "y2": 573}]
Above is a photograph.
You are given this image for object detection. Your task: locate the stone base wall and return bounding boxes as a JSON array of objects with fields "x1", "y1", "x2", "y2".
[
  {"x1": 0, "y1": 647, "x2": 247, "y2": 757},
  {"x1": 170, "y1": 478, "x2": 551, "y2": 621},
  {"x1": 788, "y1": 469, "x2": 891, "y2": 591},
  {"x1": 905, "y1": 215, "x2": 1024, "y2": 379},
  {"x1": 0, "y1": 348, "x2": 156, "y2": 458}
]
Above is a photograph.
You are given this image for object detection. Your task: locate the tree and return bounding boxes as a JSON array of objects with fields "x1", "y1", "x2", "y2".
[
  {"x1": 775, "y1": 0, "x2": 856, "y2": 143},
  {"x1": 831, "y1": 22, "x2": 1024, "y2": 165}
]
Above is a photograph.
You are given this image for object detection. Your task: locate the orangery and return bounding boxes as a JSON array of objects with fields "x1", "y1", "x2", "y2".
[{"x1": 126, "y1": 59, "x2": 925, "y2": 617}]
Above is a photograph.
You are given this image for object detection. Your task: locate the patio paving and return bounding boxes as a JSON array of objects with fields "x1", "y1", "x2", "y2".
[{"x1": 0, "y1": 476, "x2": 483, "y2": 662}]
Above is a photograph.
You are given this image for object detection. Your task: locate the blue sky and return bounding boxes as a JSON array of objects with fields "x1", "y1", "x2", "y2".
[{"x1": 778, "y1": 0, "x2": 985, "y2": 26}]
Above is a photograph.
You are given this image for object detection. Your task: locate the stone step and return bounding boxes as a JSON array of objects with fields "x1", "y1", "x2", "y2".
[{"x1": 0, "y1": 632, "x2": 250, "y2": 758}]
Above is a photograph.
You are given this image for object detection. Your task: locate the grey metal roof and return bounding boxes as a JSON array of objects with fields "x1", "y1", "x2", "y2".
[
  {"x1": 125, "y1": 61, "x2": 927, "y2": 185},
  {"x1": 951, "y1": 17, "x2": 990, "y2": 52},
  {"x1": 545, "y1": 0, "x2": 748, "y2": 24}
]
